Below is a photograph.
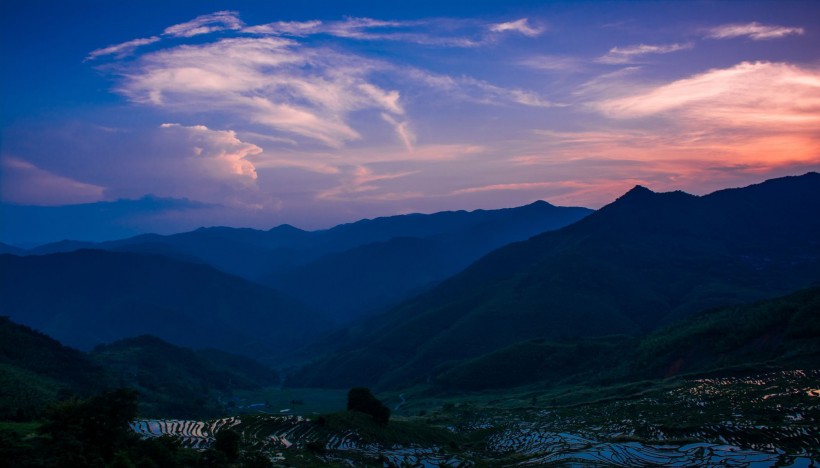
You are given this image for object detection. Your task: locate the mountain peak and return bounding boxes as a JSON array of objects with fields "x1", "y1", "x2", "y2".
[
  {"x1": 627, "y1": 185, "x2": 654, "y2": 195},
  {"x1": 269, "y1": 223, "x2": 304, "y2": 233},
  {"x1": 612, "y1": 185, "x2": 656, "y2": 205},
  {"x1": 526, "y1": 200, "x2": 555, "y2": 208}
]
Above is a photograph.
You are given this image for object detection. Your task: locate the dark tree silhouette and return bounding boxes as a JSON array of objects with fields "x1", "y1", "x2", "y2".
[{"x1": 346, "y1": 387, "x2": 390, "y2": 425}]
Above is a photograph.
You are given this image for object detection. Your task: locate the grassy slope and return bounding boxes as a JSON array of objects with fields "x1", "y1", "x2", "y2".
[{"x1": 434, "y1": 285, "x2": 820, "y2": 391}]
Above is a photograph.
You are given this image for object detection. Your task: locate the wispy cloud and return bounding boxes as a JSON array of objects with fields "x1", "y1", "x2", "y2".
[
  {"x1": 117, "y1": 37, "x2": 404, "y2": 147},
  {"x1": 86, "y1": 36, "x2": 160, "y2": 61},
  {"x1": 595, "y1": 61, "x2": 820, "y2": 130},
  {"x1": 381, "y1": 113, "x2": 416, "y2": 152},
  {"x1": 452, "y1": 181, "x2": 559, "y2": 195},
  {"x1": 163, "y1": 10, "x2": 244, "y2": 37},
  {"x1": 242, "y1": 20, "x2": 323, "y2": 36},
  {"x1": 489, "y1": 18, "x2": 544, "y2": 37},
  {"x1": 104, "y1": 17, "x2": 555, "y2": 150},
  {"x1": 517, "y1": 55, "x2": 583, "y2": 72},
  {"x1": 404, "y1": 68, "x2": 558, "y2": 107},
  {"x1": 316, "y1": 165, "x2": 419, "y2": 201},
  {"x1": 597, "y1": 42, "x2": 692, "y2": 64},
  {"x1": 706, "y1": 22, "x2": 804, "y2": 40},
  {"x1": 243, "y1": 16, "x2": 482, "y2": 47}
]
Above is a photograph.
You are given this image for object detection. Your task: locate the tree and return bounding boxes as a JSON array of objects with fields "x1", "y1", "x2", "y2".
[
  {"x1": 213, "y1": 428, "x2": 241, "y2": 460},
  {"x1": 346, "y1": 387, "x2": 390, "y2": 425},
  {"x1": 38, "y1": 388, "x2": 140, "y2": 466}
]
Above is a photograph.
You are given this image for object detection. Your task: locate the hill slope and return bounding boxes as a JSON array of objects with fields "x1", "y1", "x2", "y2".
[
  {"x1": 288, "y1": 173, "x2": 820, "y2": 389},
  {"x1": 26, "y1": 202, "x2": 592, "y2": 321},
  {"x1": 0, "y1": 250, "x2": 328, "y2": 359},
  {"x1": 0, "y1": 317, "x2": 106, "y2": 420},
  {"x1": 91, "y1": 335, "x2": 279, "y2": 417},
  {"x1": 434, "y1": 285, "x2": 820, "y2": 390},
  {"x1": 267, "y1": 201, "x2": 592, "y2": 321},
  {"x1": 0, "y1": 317, "x2": 283, "y2": 419}
]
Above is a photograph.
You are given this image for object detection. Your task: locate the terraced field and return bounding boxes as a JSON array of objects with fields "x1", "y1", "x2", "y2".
[{"x1": 130, "y1": 370, "x2": 819, "y2": 466}]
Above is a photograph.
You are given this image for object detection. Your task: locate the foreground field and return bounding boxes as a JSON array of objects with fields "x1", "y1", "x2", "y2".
[{"x1": 131, "y1": 369, "x2": 819, "y2": 466}]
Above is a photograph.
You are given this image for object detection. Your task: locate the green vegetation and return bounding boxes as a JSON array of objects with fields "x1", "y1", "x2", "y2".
[
  {"x1": 92, "y1": 335, "x2": 280, "y2": 418},
  {"x1": 0, "y1": 318, "x2": 282, "y2": 421},
  {"x1": 432, "y1": 286, "x2": 820, "y2": 391},
  {"x1": 1, "y1": 389, "x2": 276, "y2": 467}
]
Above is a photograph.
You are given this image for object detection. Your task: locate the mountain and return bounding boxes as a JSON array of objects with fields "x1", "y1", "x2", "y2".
[
  {"x1": 25, "y1": 201, "x2": 592, "y2": 321},
  {"x1": 0, "y1": 242, "x2": 26, "y2": 255},
  {"x1": 264, "y1": 201, "x2": 592, "y2": 321},
  {"x1": 0, "y1": 317, "x2": 282, "y2": 419},
  {"x1": 287, "y1": 173, "x2": 820, "y2": 389},
  {"x1": 91, "y1": 335, "x2": 279, "y2": 418},
  {"x1": 0, "y1": 250, "x2": 329, "y2": 359},
  {"x1": 435, "y1": 285, "x2": 820, "y2": 391},
  {"x1": 0, "y1": 316, "x2": 106, "y2": 420}
]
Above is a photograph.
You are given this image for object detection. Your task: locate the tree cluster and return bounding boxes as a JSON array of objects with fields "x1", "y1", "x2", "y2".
[{"x1": 346, "y1": 387, "x2": 390, "y2": 425}]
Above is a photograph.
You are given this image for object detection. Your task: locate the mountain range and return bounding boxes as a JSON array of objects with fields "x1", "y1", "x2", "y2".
[
  {"x1": 0, "y1": 250, "x2": 327, "y2": 359},
  {"x1": 16, "y1": 201, "x2": 591, "y2": 322},
  {"x1": 288, "y1": 173, "x2": 820, "y2": 389},
  {"x1": 2, "y1": 173, "x2": 818, "y2": 395}
]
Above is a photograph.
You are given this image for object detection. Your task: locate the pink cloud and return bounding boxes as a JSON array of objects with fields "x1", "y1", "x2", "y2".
[
  {"x1": 1, "y1": 158, "x2": 106, "y2": 205},
  {"x1": 163, "y1": 11, "x2": 244, "y2": 38},
  {"x1": 596, "y1": 61, "x2": 820, "y2": 130},
  {"x1": 489, "y1": 18, "x2": 544, "y2": 37},
  {"x1": 706, "y1": 22, "x2": 804, "y2": 41}
]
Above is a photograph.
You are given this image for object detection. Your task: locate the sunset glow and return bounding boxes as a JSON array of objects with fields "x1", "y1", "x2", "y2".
[{"x1": 2, "y1": 1, "x2": 819, "y2": 244}]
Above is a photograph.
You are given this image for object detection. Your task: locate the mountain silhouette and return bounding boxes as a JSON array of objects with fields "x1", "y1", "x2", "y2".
[
  {"x1": 25, "y1": 201, "x2": 592, "y2": 322},
  {"x1": 288, "y1": 173, "x2": 820, "y2": 389},
  {"x1": 0, "y1": 250, "x2": 329, "y2": 360}
]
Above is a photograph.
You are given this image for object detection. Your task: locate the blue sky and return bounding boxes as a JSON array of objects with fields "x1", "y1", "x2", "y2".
[{"x1": 2, "y1": 1, "x2": 819, "y2": 245}]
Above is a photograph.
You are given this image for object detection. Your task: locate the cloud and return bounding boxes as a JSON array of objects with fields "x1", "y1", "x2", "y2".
[
  {"x1": 0, "y1": 158, "x2": 106, "y2": 205},
  {"x1": 597, "y1": 43, "x2": 692, "y2": 64},
  {"x1": 86, "y1": 36, "x2": 160, "y2": 61},
  {"x1": 243, "y1": 20, "x2": 322, "y2": 36},
  {"x1": 489, "y1": 18, "x2": 543, "y2": 37},
  {"x1": 452, "y1": 181, "x2": 560, "y2": 195},
  {"x1": 706, "y1": 22, "x2": 804, "y2": 40},
  {"x1": 595, "y1": 61, "x2": 820, "y2": 130},
  {"x1": 111, "y1": 26, "x2": 551, "y2": 149},
  {"x1": 116, "y1": 37, "x2": 405, "y2": 147},
  {"x1": 381, "y1": 113, "x2": 416, "y2": 151},
  {"x1": 316, "y1": 165, "x2": 419, "y2": 201},
  {"x1": 517, "y1": 55, "x2": 583, "y2": 72},
  {"x1": 163, "y1": 10, "x2": 244, "y2": 37},
  {"x1": 159, "y1": 123, "x2": 260, "y2": 181},
  {"x1": 404, "y1": 68, "x2": 558, "y2": 107},
  {"x1": 243, "y1": 16, "x2": 483, "y2": 47},
  {"x1": 0, "y1": 196, "x2": 216, "y2": 245}
]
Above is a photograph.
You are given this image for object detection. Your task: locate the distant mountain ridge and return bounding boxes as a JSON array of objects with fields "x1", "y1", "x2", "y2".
[
  {"x1": 0, "y1": 317, "x2": 280, "y2": 419},
  {"x1": 22, "y1": 201, "x2": 592, "y2": 321},
  {"x1": 288, "y1": 172, "x2": 820, "y2": 389},
  {"x1": 0, "y1": 250, "x2": 329, "y2": 360}
]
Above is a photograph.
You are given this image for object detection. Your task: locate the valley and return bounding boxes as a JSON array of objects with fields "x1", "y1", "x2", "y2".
[
  {"x1": 128, "y1": 369, "x2": 819, "y2": 466},
  {"x1": 1, "y1": 173, "x2": 819, "y2": 467}
]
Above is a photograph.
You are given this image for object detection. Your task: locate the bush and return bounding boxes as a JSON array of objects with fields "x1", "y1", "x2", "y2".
[{"x1": 346, "y1": 387, "x2": 390, "y2": 425}]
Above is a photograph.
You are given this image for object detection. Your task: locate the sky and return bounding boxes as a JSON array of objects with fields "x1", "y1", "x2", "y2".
[{"x1": 2, "y1": 0, "x2": 819, "y2": 245}]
